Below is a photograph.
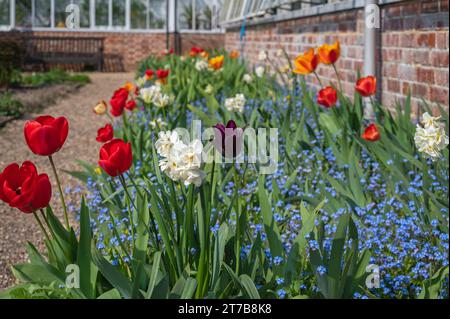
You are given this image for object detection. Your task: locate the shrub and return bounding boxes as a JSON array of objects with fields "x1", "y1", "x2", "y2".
[{"x1": 0, "y1": 92, "x2": 23, "y2": 117}]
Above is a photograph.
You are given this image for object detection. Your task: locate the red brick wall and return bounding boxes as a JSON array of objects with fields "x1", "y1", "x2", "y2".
[
  {"x1": 0, "y1": 30, "x2": 224, "y2": 72},
  {"x1": 225, "y1": 0, "x2": 449, "y2": 113}
]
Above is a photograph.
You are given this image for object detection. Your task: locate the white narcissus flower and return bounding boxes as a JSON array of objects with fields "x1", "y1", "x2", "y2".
[
  {"x1": 150, "y1": 117, "x2": 167, "y2": 129},
  {"x1": 195, "y1": 59, "x2": 208, "y2": 71},
  {"x1": 155, "y1": 131, "x2": 182, "y2": 158},
  {"x1": 243, "y1": 74, "x2": 252, "y2": 84},
  {"x1": 140, "y1": 85, "x2": 161, "y2": 104},
  {"x1": 135, "y1": 76, "x2": 147, "y2": 88},
  {"x1": 153, "y1": 92, "x2": 171, "y2": 108},
  {"x1": 258, "y1": 50, "x2": 267, "y2": 61},
  {"x1": 140, "y1": 85, "x2": 171, "y2": 108},
  {"x1": 414, "y1": 112, "x2": 449, "y2": 161},
  {"x1": 421, "y1": 112, "x2": 442, "y2": 128},
  {"x1": 255, "y1": 66, "x2": 265, "y2": 78},
  {"x1": 155, "y1": 131, "x2": 205, "y2": 187},
  {"x1": 205, "y1": 84, "x2": 214, "y2": 94},
  {"x1": 224, "y1": 94, "x2": 246, "y2": 113}
]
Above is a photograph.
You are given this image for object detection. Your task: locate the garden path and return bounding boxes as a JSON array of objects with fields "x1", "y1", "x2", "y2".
[{"x1": 0, "y1": 72, "x2": 134, "y2": 289}]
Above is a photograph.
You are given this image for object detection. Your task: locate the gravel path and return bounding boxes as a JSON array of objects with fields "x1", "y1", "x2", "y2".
[{"x1": 0, "y1": 72, "x2": 134, "y2": 289}]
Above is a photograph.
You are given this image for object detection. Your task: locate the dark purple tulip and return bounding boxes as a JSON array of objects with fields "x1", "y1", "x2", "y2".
[{"x1": 213, "y1": 120, "x2": 244, "y2": 159}]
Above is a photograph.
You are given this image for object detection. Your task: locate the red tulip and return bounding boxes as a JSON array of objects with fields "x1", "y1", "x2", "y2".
[
  {"x1": 213, "y1": 120, "x2": 245, "y2": 159},
  {"x1": 24, "y1": 116, "x2": 69, "y2": 156},
  {"x1": 156, "y1": 69, "x2": 170, "y2": 79},
  {"x1": 125, "y1": 100, "x2": 137, "y2": 111},
  {"x1": 362, "y1": 123, "x2": 381, "y2": 142},
  {"x1": 96, "y1": 124, "x2": 114, "y2": 143},
  {"x1": 355, "y1": 76, "x2": 377, "y2": 97},
  {"x1": 190, "y1": 47, "x2": 204, "y2": 57},
  {"x1": 110, "y1": 87, "x2": 129, "y2": 117},
  {"x1": 317, "y1": 86, "x2": 337, "y2": 108},
  {"x1": 98, "y1": 138, "x2": 133, "y2": 177},
  {"x1": 145, "y1": 69, "x2": 154, "y2": 79},
  {"x1": 0, "y1": 161, "x2": 51, "y2": 213}
]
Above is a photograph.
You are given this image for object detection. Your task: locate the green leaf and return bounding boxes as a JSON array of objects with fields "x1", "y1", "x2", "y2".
[
  {"x1": 258, "y1": 176, "x2": 284, "y2": 265},
  {"x1": 239, "y1": 275, "x2": 261, "y2": 299},
  {"x1": 97, "y1": 289, "x2": 121, "y2": 299},
  {"x1": 418, "y1": 266, "x2": 449, "y2": 299},
  {"x1": 146, "y1": 252, "x2": 162, "y2": 299},
  {"x1": 77, "y1": 198, "x2": 97, "y2": 299},
  {"x1": 91, "y1": 245, "x2": 137, "y2": 299},
  {"x1": 180, "y1": 278, "x2": 198, "y2": 299}
]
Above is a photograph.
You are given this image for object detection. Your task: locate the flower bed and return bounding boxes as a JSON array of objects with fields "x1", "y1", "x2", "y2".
[{"x1": 0, "y1": 44, "x2": 448, "y2": 299}]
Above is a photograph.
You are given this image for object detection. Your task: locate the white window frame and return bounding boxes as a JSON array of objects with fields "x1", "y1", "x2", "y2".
[
  {"x1": 178, "y1": 0, "x2": 223, "y2": 32},
  {"x1": 0, "y1": 0, "x2": 187, "y2": 33},
  {"x1": 0, "y1": 0, "x2": 13, "y2": 30}
]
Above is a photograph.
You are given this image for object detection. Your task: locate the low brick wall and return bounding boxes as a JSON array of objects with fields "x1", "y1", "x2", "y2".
[
  {"x1": 0, "y1": 30, "x2": 225, "y2": 72},
  {"x1": 224, "y1": 0, "x2": 449, "y2": 113}
]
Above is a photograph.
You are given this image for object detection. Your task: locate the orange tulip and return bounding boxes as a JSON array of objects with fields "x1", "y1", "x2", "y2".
[
  {"x1": 229, "y1": 51, "x2": 240, "y2": 59},
  {"x1": 293, "y1": 49, "x2": 319, "y2": 75},
  {"x1": 355, "y1": 76, "x2": 377, "y2": 97},
  {"x1": 209, "y1": 55, "x2": 224, "y2": 70},
  {"x1": 123, "y1": 82, "x2": 134, "y2": 92},
  {"x1": 317, "y1": 41, "x2": 340, "y2": 65},
  {"x1": 200, "y1": 51, "x2": 210, "y2": 59}
]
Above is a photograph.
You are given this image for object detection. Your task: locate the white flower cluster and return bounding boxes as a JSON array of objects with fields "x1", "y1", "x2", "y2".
[
  {"x1": 195, "y1": 59, "x2": 209, "y2": 71},
  {"x1": 414, "y1": 112, "x2": 449, "y2": 160},
  {"x1": 224, "y1": 94, "x2": 246, "y2": 113},
  {"x1": 140, "y1": 85, "x2": 171, "y2": 108},
  {"x1": 155, "y1": 131, "x2": 205, "y2": 187}
]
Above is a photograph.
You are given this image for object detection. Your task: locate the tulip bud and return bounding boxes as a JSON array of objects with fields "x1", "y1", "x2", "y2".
[{"x1": 93, "y1": 100, "x2": 107, "y2": 115}]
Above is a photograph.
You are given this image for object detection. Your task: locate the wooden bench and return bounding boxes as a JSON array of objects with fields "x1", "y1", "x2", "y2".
[{"x1": 23, "y1": 36, "x2": 104, "y2": 71}]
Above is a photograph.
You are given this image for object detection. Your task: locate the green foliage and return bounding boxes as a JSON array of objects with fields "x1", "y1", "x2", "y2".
[
  {"x1": 0, "y1": 91, "x2": 23, "y2": 117},
  {"x1": 21, "y1": 68, "x2": 91, "y2": 86}
]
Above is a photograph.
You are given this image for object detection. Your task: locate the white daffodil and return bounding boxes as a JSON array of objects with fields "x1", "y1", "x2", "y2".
[
  {"x1": 224, "y1": 94, "x2": 246, "y2": 113},
  {"x1": 205, "y1": 84, "x2": 214, "y2": 94},
  {"x1": 153, "y1": 92, "x2": 171, "y2": 108},
  {"x1": 243, "y1": 74, "x2": 252, "y2": 84},
  {"x1": 421, "y1": 112, "x2": 442, "y2": 128},
  {"x1": 155, "y1": 132, "x2": 205, "y2": 187},
  {"x1": 155, "y1": 131, "x2": 182, "y2": 158},
  {"x1": 195, "y1": 59, "x2": 209, "y2": 71},
  {"x1": 255, "y1": 66, "x2": 265, "y2": 78},
  {"x1": 258, "y1": 50, "x2": 267, "y2": 61},
  {"x1": 150, "y1": 117, "x2": 167, "y2": 129},
  {"x1": 135, "y1": 76, "x2": 147, "y2": 88},
  {"x1": 414, "y1": 112, "x2": 449, "y2": 160},
  {"x1": 140, "y1": 85, "x2": 161, "y2": 104}
]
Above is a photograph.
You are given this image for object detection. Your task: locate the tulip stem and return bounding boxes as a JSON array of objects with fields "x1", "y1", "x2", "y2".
[
  {"x1": 48, "y1": 156, "x2": 70, "y2": 230},
  {"x1": 313, "y1": 71, "x2": 323, "y2": 87},
  {"x1": 33, "y1": 212, "x2": 52, "y2": 245},
  {"x1": 119, "y1": 174, "x2": 136, "y2": 256},
  {"x1": 332, "y1": 64, "x2": 343, "y2": 93}
]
